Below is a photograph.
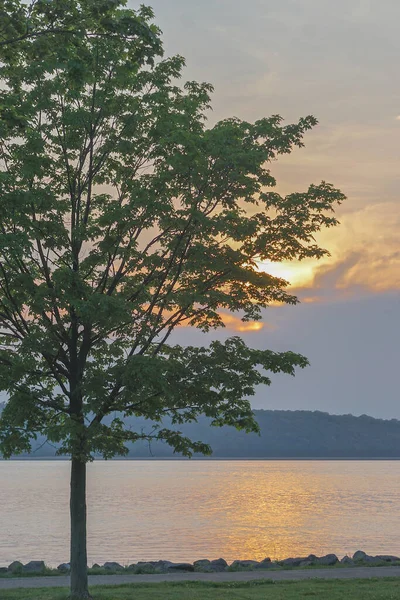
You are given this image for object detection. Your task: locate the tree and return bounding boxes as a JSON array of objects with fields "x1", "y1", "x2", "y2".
[{"x1": 0, "y1": 1, "x2": 345, "y2": 598}]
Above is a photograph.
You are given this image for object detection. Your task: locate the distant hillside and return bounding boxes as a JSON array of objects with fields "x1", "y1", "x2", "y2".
[{"x1": 1, "y1": 403, "x2": 400, "y2": 458}]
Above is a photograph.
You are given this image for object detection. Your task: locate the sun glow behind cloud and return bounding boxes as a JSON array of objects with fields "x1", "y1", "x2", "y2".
[
  {"x1": 256, "y1": 259, "x2": 318, "y2": 289},
  {"x1": 219, "y1": 313, "x2": 266, "y2": 332}
]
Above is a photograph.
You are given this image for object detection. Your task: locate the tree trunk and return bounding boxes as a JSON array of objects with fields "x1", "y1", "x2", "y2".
[{"x1": 70, "y1": 456, "x2": 91, "y2": 599}]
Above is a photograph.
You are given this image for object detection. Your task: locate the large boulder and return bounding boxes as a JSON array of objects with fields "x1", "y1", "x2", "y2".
[
  {"x1": 375, "y1": 555, "x2": 400, "y2": 563},
  {"x1": 362, "y1": 555, "x2": 386, "y2": 565},
  {"x1": 136, "y1": 560, "x2": 172, "y2": 572},
  {"x1": 22, "y1": 561, "x2": 46, "y2": 574},
  {"x1": 298, "y1": 555, "x2": 319, "y2": 567},
  {"x1": 57, "y1": 563, "x2": 70, "y2": 573},
  {"x1": 316, "y1": 554, "x2": 339, "y2": 566},
  {"x1": 279, "y1": 557, "x2": 306, "y2": 567},
  {"x1": 341, "y1": 555, "x2": 355, "y2": 565},
  {"x1": 103, "y1": 562, "x2": 124, "y2": 571},
  {"x1": 229, "y1": 560, "x2": 259, "y2": 570},
  {"x1": 210, "y1": 558, "x2": 228, "y2": 572},
  {"x1": 166, "y1": 562, "x2": 194, "y2": 572},
  {"x1": 8, "y1": 561, "x2": 23, "y2": 574},
  {"x1": 133, "y1": 562, "x2": 157, "y2": 574},
  {"x1": 194, "y1": 559, "x2": 213, "y2": 572},
  {"x1": 353, "y1": 551, "x2": 386, "y2": 565},
  {"x1": 0, "y1": 567, "x2": 8, "y2": 574},
  {"x1": 254, "y1": 558, "x2": 277, "y2": 570},
  {"x1": 353, "y1": 550, "x2": 367, "y2": 562}
]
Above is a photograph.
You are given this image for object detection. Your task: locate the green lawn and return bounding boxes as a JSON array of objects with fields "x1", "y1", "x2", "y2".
[{"x1": 2, "y1": 579, "x2": 400, "y2": 600}]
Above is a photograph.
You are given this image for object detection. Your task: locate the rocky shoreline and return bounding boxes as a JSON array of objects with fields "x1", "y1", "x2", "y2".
[{"x1": 1, "y1": 551, "x2": 400, "y2": 576}]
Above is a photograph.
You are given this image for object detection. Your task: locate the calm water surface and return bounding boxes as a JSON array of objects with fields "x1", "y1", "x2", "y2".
[{"x1": 1, "y1": 460, "x2": 400, "y2": 566}]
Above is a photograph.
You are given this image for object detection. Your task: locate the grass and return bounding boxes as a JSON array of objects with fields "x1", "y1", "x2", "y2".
[{"x1": 2, "y1": 578, "x2": 400, "y2": 600}]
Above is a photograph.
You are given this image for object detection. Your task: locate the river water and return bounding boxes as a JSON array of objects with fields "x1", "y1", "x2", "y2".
[{"x1": 1, "y1": 460, "x2": 399, "y2": 566}]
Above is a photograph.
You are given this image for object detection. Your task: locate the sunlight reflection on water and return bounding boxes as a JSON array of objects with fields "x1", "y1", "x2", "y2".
[{"x1": 0, "y1": 460, "x2": 399, "y2": 566}]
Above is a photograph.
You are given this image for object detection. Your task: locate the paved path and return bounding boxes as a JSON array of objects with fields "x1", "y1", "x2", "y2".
[{"x1": 1, "y1": 566, "x2": 400, "y2": 589}]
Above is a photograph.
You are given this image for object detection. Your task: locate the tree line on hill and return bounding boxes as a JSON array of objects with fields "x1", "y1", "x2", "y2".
[{"x1": 1, "y1": 403, "x2": 399, "y2": 458}]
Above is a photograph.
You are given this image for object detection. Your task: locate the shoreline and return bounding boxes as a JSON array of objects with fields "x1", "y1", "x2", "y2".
[{"x1": 2, "y1": 551, "x2": 399, "y2": 575}]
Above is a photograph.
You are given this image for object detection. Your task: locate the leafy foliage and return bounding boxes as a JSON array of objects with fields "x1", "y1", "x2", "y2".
[{"x1": 0, "y1": 0, "x2": 345, "y2": 461}]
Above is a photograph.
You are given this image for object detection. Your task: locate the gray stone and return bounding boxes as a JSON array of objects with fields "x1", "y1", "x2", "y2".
[
  {"x1": 341, "y1": 556, "x2": 355, "y2": 565},
  {"x1": 362, "y1": 555, "x2": 386, "y2": 565},
  {"x1": 0, "y1": 567, "x2": 8, "y2": 574},
  {"x1": 103, "y1": 562, "x2": 124, "y2": 571},
  {"x1": 254, "y1": 558, "x2": 275, "y2": 570},
  {"x1": 279, "y1": 557, "x2": 306, "y2": 567},
  {"x1": 155, "y1": 561, "x2": 173, "y2": 571},
  {"x1": 22, "y1": 561, "x2": 46, "y2": 573},
  {"x1": 194, "y1": 559, "x2": 211, "y2": 567},
  {"x1": 8, "y1": 561, "x2": 23, "y2": 574},
  {"x1": 210, "y1": 558, "x2": 228, "y2": 572},
  {"x1": 353, "y1": 550, "x2": 367, "y2": 561},
  {"x1": 137, "y1": 560, "x2": 172, "y2": 572},
  {"x1": 133, "y1": 563, "x2": 157, "y2": 574},
  {"x1": 57, "y1": 563, "x2": 70, "y2": 573},
  {"x1": 166, "y1": 562, "x2": 194, "y2": 572},
  {"x1": 299, "y1": 560, "x2": 313, "y2": 567},
  {"x1": 375, "y1": 555, "x2": 400, "y2": 563},
  {"x1": 194, "y1": 559, "x2": 213, "y2": 572},
  {"x1": 230, "y1": 560, "x2": 259, "y2": 570},
  {"x1": 307, "y1": 554, "x2": 318, "y2": 563},
  {"x1": 91, "y1": 564, "x2": 101, "y2": 570},
  {"x1": 316, "y1": 554, "x2": 339, "y2": 566}
]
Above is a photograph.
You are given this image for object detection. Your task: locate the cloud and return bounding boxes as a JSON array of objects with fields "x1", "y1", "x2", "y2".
[
  {"x1": 175, "y1": 311, "x2": 273, "y2": 333},
  {"x1": 217, "y1": 313, "x2": 269, "y2": 333},
  {"x1": 281, "y1": 201, "x2": 400, "y2": 300}
]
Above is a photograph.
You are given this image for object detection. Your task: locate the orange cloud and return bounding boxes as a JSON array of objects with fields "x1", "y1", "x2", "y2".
[
  {"x1": 257, "y1": 200, "x2": 400, "y2": 303},
  {"x1": 219, "y1": 313, "x2": 267, "y2": 332}
]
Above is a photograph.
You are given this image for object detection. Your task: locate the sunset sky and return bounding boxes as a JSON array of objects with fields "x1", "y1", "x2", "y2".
[{"x1": 142, "y1": 0, "x2": 400, "y2": 419}]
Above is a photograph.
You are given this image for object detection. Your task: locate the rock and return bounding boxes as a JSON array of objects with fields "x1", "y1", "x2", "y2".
[
  {"x1": 353, "y1": 551, "x2": 385, "y2": 565},
  {"x1": 194, "y1": 559, "x2": 213, "y2": 572},
  {"x1": 136, "y1": 560, "x2": 172, "y2": 572},
  {"x1": 375, "y1": 555, "x2": 400, "y2": 563},
  {"x1": 210, "y1": 558, "x2": 228, "y2": 572},
  {"x1": 91, "y1": 564, "x2": 101, "y2": 570},
  {"x1": 254, "y1": 558, "x2": 278, "y2": 570},
  {"x1": 133, "y1": 563, "x2": 157, "y2": 574},
  {"x1": 166, "y1": 562, "x2": 194, "y2": 572},
  {"x1": 154, "y1": 560, "x2": 173, "y2": 571},
  {"x1": 299, "y1": 560, "x2": 313, "y2": 567},
  {"x1": 0, "y1": 567, "x2": 8, "y2": 574},
  {"x1": 316, "y1": 554, "x2": 339, "y2": 566},
  {"x1": 22, "y1": 561, "x2": 46, "y2": 573},
  {"x1": 126, "y1": 564, "x2": 136, "y2": 571},
  {"x1": 341, "y1": 555, "x2": 355, "y2": 565},
  {"x1": 362, "y1": 555, "x2": 386, "y2": 565},
  {"x1": 307, "y1": 554, "x2": 318, "y2": 563},
  {"x1": 57, "y1": 563, "x2": 70, "y2": 573},
  {"x1": 8, "y1": 561, "x2": 23, "y2": 574},
  {"x1": 194, "y1": 559, "x2": 211, "y2": 567},
  {"x1": 103, "y1": 562, "x2": 124, "y2": 571},
  {"x1": 297, "y1": 555, "x2": 318, "y2": 567},
  {"x1": 353, "y1": 550, "x2": 367, "y2": 561},
  {"x1": 279, "y1": 557, "x2": 306, "y2": 567},
  {"x1": 230, "y1": 560, "x2": 259, "y2": 570}
]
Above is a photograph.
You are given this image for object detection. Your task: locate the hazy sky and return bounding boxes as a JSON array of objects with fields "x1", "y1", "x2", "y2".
[{"x1": 131, "y1": 0, "x2": 400, "y2": 419}]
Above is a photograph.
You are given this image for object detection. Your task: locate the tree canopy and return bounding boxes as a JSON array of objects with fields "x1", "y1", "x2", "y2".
[{"x1": 0, "y1": 1, "x2": 344, "y2": 463}]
